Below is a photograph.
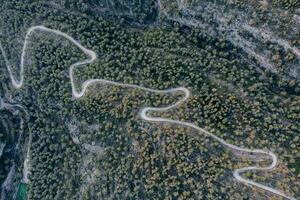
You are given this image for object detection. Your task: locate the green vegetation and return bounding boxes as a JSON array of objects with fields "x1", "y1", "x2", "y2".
[
  {"x1": 0, "y1": 108, "x2": 24, "y2": 199},
  {"x1": 0, "y1": 0, "x2": 299, "y2": 199},
  {"x1": 213, "y1": 0, "x2": 300, "y2": 9},
  {"x1": 271, "y1": 0, "x2": 300, "y2": 9}
]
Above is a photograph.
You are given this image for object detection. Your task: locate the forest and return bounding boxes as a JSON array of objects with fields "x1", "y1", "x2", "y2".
[{"x1": 0, "y1": 0, "x2": 299, "y2": 200}]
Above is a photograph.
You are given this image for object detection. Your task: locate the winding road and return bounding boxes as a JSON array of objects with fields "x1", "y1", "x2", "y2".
[{"x1": 0, "y1": 25, "x2": 297, "y2": 200}]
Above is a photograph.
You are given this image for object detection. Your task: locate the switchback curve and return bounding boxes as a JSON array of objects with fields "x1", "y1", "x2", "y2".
[{"x1": 0, "y1": 25, "x2": 296, "y2": 200}]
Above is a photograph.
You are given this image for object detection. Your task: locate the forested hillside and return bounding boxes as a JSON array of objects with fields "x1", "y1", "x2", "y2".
[{"x1": 0, "y1": 0, "x2": 299, "y2": 200}]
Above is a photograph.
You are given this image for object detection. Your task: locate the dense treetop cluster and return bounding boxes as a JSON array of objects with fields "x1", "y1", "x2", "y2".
[{"x1": 0, "y1": 0, "x2": 299, "y2": 199}]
